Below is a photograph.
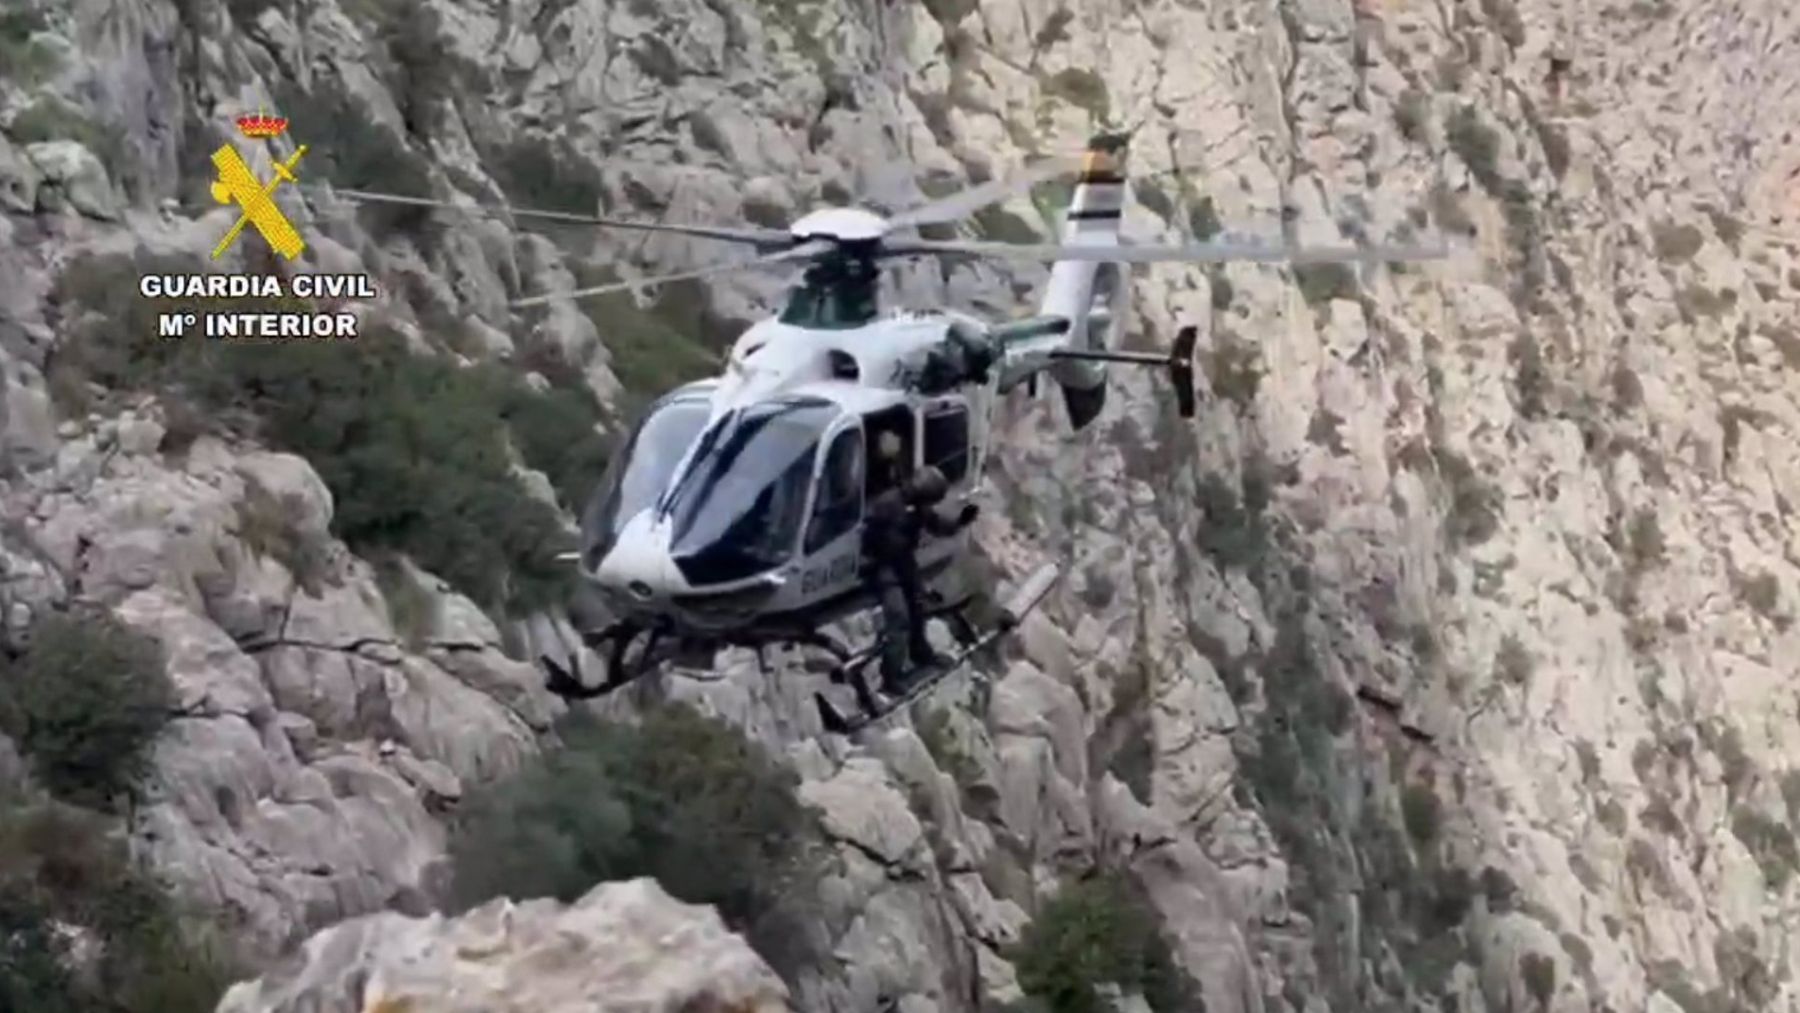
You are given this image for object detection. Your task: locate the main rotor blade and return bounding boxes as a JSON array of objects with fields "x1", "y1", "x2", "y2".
[
  {"x1": 511, "y1": 239, "x2": 832, "y2": 308},
  {"x1": 887, "y1": 156, "x2": 1080, "y2": 230},
  {"x1": 886, "y1": 235, "x2": 1455, "y2": 264},
  {"x1": 300, "y1": 184, "x2": 792, "y2": 246}
]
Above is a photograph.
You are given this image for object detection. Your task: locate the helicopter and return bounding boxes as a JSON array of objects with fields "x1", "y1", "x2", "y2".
[{"x1": 330, "y1": 133, "x2": 1449, "y2": 731}]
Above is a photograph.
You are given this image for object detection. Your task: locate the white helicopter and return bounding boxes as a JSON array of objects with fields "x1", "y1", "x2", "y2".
[{"x1": 337, "y1": 134, "x2": 1447, "y2": 731}]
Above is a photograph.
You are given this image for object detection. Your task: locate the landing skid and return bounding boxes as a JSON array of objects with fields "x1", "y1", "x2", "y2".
[
  {"x1": 815, "y1": 562, "x2": 1063, "y2": 735},
  {"x1": 542, "y1": 621, "x2": 688, "y2": 700},
  {"x1": 539, "y1": 585, "x2": 979, "y2": 703}
]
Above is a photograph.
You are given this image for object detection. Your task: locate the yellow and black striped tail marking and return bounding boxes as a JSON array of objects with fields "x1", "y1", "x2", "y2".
[
  {"x1": 1076, "y1": 132, "x2": 1129, "y2": 185},
  {"x1": 1076, "y1": 150, "x2": 1125, "y2": 186},
  {"x1": 1069, "y1": 136, "x2": 1127, "y2": 222}
]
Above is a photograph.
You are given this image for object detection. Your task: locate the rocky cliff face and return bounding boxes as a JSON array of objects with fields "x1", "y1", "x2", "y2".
[
  {"x1": 3, "y1": 0, "x2": 1799, "y2": 1010},
  {"x1": 213, "y1": 877, "x2": 794, "y2": 1012}
]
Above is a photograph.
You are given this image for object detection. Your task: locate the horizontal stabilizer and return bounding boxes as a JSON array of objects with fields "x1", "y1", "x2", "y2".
[{"x1": 1047, "y1": 324, "x2": 1200, "y2": 419}]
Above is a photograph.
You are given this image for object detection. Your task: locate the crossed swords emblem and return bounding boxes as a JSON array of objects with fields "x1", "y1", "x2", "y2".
[{"x1": 209, "y1": 140, "x2": 309, "y2": 261}]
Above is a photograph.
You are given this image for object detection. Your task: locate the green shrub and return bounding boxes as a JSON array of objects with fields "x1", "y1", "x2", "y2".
[
  {"x1": 1737, "y1": 571, "x2": 1781, "y2": 620},
  {"x1": 570, "y1": 266, "x2": 724, "y2": 408},
  {"x1": 8, "y1": 96, "x2": 126, "y2": 188},
  {"x1": 1482, "y1": 0, "x2": 1527, "y2": 46},
  {"x1": 1719, "y1": 403, "x2": 1768, "y2": 465},
  {"x1": 483, "y1": 134, "x2": 605, "y2": 215},
  {"x1": 1621, "y1": 508, "x2": 1665, "y2": 574},
  {"x1": 1295, "y1": 262, "x2": 1358, "y2": 308},
  {"x1": 1611, "y1": 362, "x2": 1644, "y2": 409},
  {"x1": 0, "y1": 884, "x2": 79, "y2": 1013},
  {"x1": 1520, "y1": 952, "x2": 1556, "y2": 1006},
  {"x1": 1402, "y1": 783, "x2": 1441, "y2": 845},
  {"x1": 1208, "y1": 269, "x2": 1234, "y2": 311},
  {"x1": 1714, "y1": 926, "x2": 1774, "y2": 1007},
  {"x1": 1132, "y1": 179, "x2": 1175, "y2": 224},
  {"x1": 1731, "y1": 806, "x2": 1799, "y2": 889},
  {"x1": 1195, "y1": 472, "x2": 1269, "y2": 571},
  {"x1": 1651, "y1": 220, "x2": 1705, "y2": 263},
  {"x1": 365, "y1": 3, "x2": 480, "y2": 139},
  {"x1": 1043, "y1": 68, "x2": 1110, "y2": 121},
  {"x1": 975, "y1": 206, "x2": 1043, "y2": 244},
  {"x1": 1306, "y1": 408, "x2": 1346, "y2": 454},
  {"x1": 0, "y1": 8, "x2": 59, "y2": 87},
  {"x1": 226, "y1": 0, "x2": 278, "y2": 23},
  {"x1": 1034, "y1": 7, "x2": 1074, "y2": 48},
  {"x1": 51, "y1": 252, "x2": 581, "y2": 614},
  {"x1": 493, "y1": 378, "x2": 610, "y2": 511},
  {"x1": 0, "y1": 611, "x2": 172, "y2": 810},
  {"x1": 1394, "y1": 89, "x2": 1430, "y2": 142},
  {"x1": 915, "y1": 706, "x2": 979, "y2": 787},
  {"x1": 1509, "y1": 331, "x2": 1548, "y2": 418},
  {"x1": 1030, "y1": 178, "x2": 1075, "y2": 230},
  {"x1": 1424, "y1": 865, "x2": 1474, "y2": 932},
  {"x1": 1439, "y1": 450, "x2": 1502, "y2": 547},
  {"x1": 0, "y1": 7, "x2": 47, "y2": 43},
  {"x1": 1499, "y1": 181, "x2": 1546, "y2": 299},
  {"x1": 1706, "y1": 208, "x2": 1745, "y2": 247},
  {"x1": 1430, "y1": 181, "x2": 1475, "y2": 235},
  {"x1": 1536, "y1": 119, "x2": 1571, "y2": 179},
  {"x1": 237, "y1": 477, "x2": 332, "y2": 595},
  {"x1": 1446, "y1": 106, "x2": 1502, "y2": 193},
  {"x1": 373, "y1": 555, "x2": 438, "y2": 649},
  {"x1": 1495, "y1": 635, "x2": 1533, "y2": 686},
  {"x1": 1012, "y1": 872, "x2": 1203, "y2": 1013},
  {"x1": 1187, "y1": 193, "x2": 1222, "y2": 241},
  {"x1": 182, "y1": 327, "x2": 573, "y2": 613},
  {"x1": 1480, "y1": 865, "x2": 1518, "y2": 912},
  {"x1": 272, "y1": 75, "x2": 437, "y2": 237},
  {"x1": 448, "y1": 704, "x2": 825, "y2": 976},
  {"x1": 0, "y1": 800, "x2": 235, "y2": 1012},
  {"x1": 1205, "y1": 332, "x2": 1260, "y2": 408}
]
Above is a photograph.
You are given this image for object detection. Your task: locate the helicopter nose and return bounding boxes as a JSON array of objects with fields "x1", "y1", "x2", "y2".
[{"x1": 592, "y1": 513, "x2": 679, "y2": 601}]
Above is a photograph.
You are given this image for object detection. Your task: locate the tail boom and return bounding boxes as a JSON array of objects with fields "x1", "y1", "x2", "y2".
[{"x1": 1040, "y1": 136, "x2": 1128, "y2": 429}]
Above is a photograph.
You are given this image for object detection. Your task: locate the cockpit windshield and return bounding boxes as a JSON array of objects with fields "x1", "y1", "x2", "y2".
[
  {"x1": 662, "y1": 397, "x2": 838, "y2": 586},
  {"x1": 580, "y1": 395, "x2": 710, "y2": 563}
]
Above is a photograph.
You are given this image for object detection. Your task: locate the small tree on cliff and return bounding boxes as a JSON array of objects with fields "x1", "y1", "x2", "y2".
[
  {"x1": 0, "y1": 609, "x2": 174, "y2": 810},
  {"x1": 448, "y1": 703, "x2": 828, "y2": 979}
]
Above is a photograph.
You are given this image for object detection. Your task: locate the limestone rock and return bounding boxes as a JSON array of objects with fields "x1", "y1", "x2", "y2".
[
  {"x1": 23, "y1": 141, "x2": 117, "y2": 220},
  {"x1": 213, "y1": 878, "x2": 792, "y2": 1013},
  {"x1": 0, "y1": 133, "x2": 38, "y2": 213},
  {"x1": 1, "y1": 0, "x2": 1797, "y2": 1008}
]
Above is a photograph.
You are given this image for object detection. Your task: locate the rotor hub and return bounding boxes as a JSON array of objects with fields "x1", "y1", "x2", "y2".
[{"x1": 788, "y1": 207, "x2": 890, "y2": 245}]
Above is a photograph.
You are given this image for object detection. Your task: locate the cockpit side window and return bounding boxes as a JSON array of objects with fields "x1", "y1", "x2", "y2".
[
  {"x1": 923, "y1": 402, "x2": 971, "y2": 484},
  {"x1": 581, "y1": 396, "x2": 709, "y2": 562},
  {"x1": 862, "y1": 405, "x2": 915, "y2": 498},
  {"x1": 805, "y1": 429, "x2": 864, "y2": 553}
]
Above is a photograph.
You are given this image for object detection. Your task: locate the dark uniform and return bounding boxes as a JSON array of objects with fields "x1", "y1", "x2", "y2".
[{"x1": 863, "y1": 464, "x2": 977, "y2": 693}]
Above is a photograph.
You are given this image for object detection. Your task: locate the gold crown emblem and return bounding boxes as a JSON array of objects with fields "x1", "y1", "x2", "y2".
[{"x1": 236, "y1": 112, "x2": 288, "y2": 139}]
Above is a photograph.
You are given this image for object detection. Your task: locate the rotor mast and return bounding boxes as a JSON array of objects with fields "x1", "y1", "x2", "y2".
[{"x1": 777, "y1": 249, "x2": 882, "y2": 329}]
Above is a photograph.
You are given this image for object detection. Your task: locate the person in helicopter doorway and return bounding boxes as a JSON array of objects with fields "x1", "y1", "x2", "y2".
[{"x1": 864, "y1": 430, "x2": 980, "y2": 695}]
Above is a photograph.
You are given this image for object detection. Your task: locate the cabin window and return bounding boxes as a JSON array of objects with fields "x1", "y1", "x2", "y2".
[
  {"x1": 863, "y1": 405, "x2": 915, "y2": 496},
  {"x1": 827, "y1": 349, "x2": 860, "y2": 380},
  {"x1": 923, "y1": 403, "x2": 970, "y2": 483},
  {"x1": 805, "y1": 429, "x2": 864, "y2": 553}
]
